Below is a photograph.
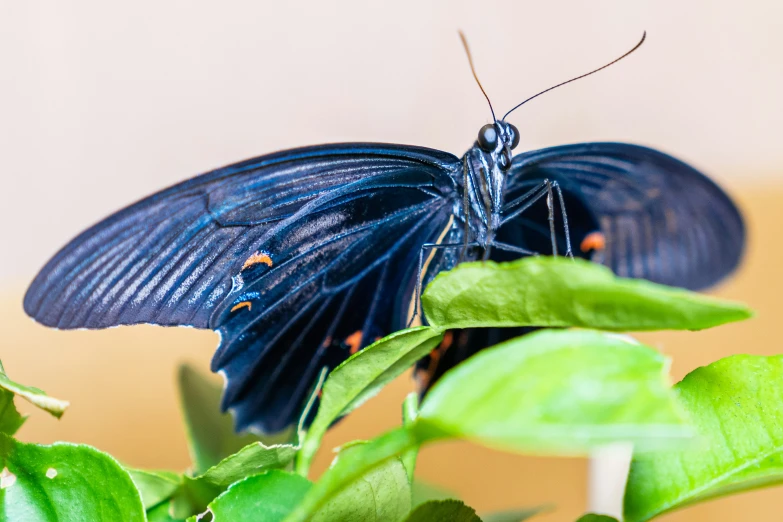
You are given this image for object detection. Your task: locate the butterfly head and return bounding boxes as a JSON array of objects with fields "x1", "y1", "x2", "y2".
[{"x1": 475, "y1": 121, "x2": 520, "y2": 172}]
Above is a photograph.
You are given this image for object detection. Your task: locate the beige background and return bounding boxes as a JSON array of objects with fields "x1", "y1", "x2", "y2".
[{"x1": 2, "y1": 1, "x2": 782, "y2": 520}]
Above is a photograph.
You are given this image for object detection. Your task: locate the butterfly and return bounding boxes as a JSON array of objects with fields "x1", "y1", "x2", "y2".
[{"x1": 22, "y1": 32, "x2": 744, "y2": 434}]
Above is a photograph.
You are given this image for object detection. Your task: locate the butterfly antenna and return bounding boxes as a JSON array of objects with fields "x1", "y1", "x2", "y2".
[
  {"x1": 503, "y1": 31, "x2": 646, "y2": 121},
  {"x1": 459, "y1": 30, "x2": 497, "y2": 123}
]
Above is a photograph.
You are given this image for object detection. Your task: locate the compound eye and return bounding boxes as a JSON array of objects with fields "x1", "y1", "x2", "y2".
[
  {"x1": 508, "y1": 123, "x2": 521, "y2": 150},
  {"x1": 477, "y1": 124, "x2": 498, "y2": 151}
]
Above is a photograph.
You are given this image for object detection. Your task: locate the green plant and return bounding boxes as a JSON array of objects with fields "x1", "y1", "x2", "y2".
[{"x1": 2, "y1": 257, "x2": 774, "y2": 521}]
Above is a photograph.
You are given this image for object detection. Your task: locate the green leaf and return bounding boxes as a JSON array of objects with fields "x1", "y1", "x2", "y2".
[
  {"x1": 297, "y1": 327, "x2": 443, "y2": 475},
  {"x1": 172, "y1": 440, "x2": 300, "y2": 516},
  {"x1": 128, "y1": 468, "x2": 182, "y2": 510},
  {"x1": 147, "y1": 501, "x2": 183, "y2": 522},
  {"x1": 178, "y1": 364, "x2": 271, "y2": 474},
  {"x1": 0, "y1": 360, "x2": 69, "y2": 419},
  {"x1": 312, "y1": 445, "x2": 411, "y2": 522},
  {"x1": 0, "y1": 389, "x2": 25, "y2": 437},
  {"x1": 576, "y1": 515, "x2": 619, "y2": 522},
  {"x1": 421, "y1": 257, "x2": 752, "y2": 332},
  {"x1": 411, "y1": 481, "x2": 457, "y2": 507},
  {"x1": 401, "y1": 392, "x2": 420, "y2": 482},
  {"x1": 198, "y1": 470, "x2": 312, "y2": 521},
  {"x1": 402, "y1": 499, "x2": 481, "y2": 521},
  {"x1": 285, "y1": 427, "x2": 430, "y2": 522},
  {"x1": 624, "y1": 354, "x2": 783, "y2": 521},
  {"x1": 190, "y1": 440, "x2": 299, "y2": 490},
  {"x1": 418, "y1": 329, "x2": 690, "y2": 454},
  {"x1": 482, "y1": 507, "x2": 546, "y2": 521},
  {"x1": 0, "y1": 433, "x2": 145, "y2": 521}
]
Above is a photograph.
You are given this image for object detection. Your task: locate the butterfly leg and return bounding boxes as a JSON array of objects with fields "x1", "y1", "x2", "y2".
[
  {"x1": 500, "y1": 179, "x2": 573, "y2": 258},
  {"x1": 408, "y1": 241, "x2": 478, "y2": 327},
  {"x1": 545, "y1": 181, "x2": 558, "y2": 256},
  {"x1": 490, "y1": 241, "x2": 538, "y2": 256},
  {"x1": 500, "y1": 182, "x2": 549, "y2": 225},
  {"x1": 552, "y1": 181, "x2": 574, "y2": 258}
]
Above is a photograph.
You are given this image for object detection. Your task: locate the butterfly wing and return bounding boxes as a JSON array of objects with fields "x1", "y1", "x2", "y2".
[
  {"x1": 24, "y1": 143, "x2": 460, "y2": 432},
  {"x1": 213, "y1": 175, "x2": 455, "y2": 432},
  {"x1": 416, "y1": 142, "x2": 746, "y2": 395},
  {"x1": 24, "y1": 144, "x2": 459, "y2": 329},
  {"x1": 501, "y1": 142, "x2": 745, "y2": 290}
]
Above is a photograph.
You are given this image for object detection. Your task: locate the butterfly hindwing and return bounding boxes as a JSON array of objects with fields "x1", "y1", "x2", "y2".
[
  {"x1": 504, "y1": 142, "x2": 744, "y2": 290},
  {"x1": 212, "y1": 177, "x2": 455, "y2": 432}
]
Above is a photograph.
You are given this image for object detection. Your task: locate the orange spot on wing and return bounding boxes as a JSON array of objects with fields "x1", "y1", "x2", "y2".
[
  {"x1": 230, "y1": 301, "x2": 252, "y2": 313},
  {"x1": 346, "y1": 330, "x2": 363, "y2": 355},
  {"x1": 580, "y1": 232, "x2": 606, "y2": 253},
  {"x1": 439, "y1": 331, "x2": 454, "y2": 351},
  {"x1": 242, "y1": 251, "x2": 273, "y2": 270}
]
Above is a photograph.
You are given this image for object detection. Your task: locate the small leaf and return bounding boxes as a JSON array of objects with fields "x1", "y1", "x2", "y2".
[
  {"x1": 199, "y1": 470, "x2": 312, "y2": 521},
  {"x1": 0, "y1": 360, "x2": 69, "y2": 419},
  {"x1": 624, "y1": 354, "x2": 783, "y2": 521},
  {"x1": 178, "y1": 364, "x2": 271, "y2": 474},
  {"x1": 172, "y1": 440, "x2": 299, "y2": 515},
  {"x1": 402, "y1": 499, "x2": 481, "y2": 521},
  {"x1": 298, "y1": 327, "x2": 443, "y2": 475},
  {"x1": 418, "y1": 329, "x2": 690, "y2": 454},
  {"x1": 191, "y1": 441, "x2": 298, "y2": 490},
  {"x1": 422, "y1": 257, "x2": 752, "y2": 332},
  {"x1": 482, "y1": 507, "x2": 547, "y2": 521},
  {"x1": 411, "y1": 480, "x2": 457, "y2": 507},
  {"x1": 312, "y1": 445, "x2": 411, "y2": 522},
  {"x1": 576, "y1": 515, "x2": 619, "y2": 522},
  {"x1": 401, "y1": 392, "x2": 420, "y2": 482},
  {"x1": 284, "y1": 427, "x2": 428, "y2": 522},
  {"x1": 147, "y1": 501, "x2": 183, "y2": 522},
  {"x1": 0, "y1": 389, "x2": 25, "y2": 437},
  {"x1": 0, "y1": 433, "x2": 145, "y2": 521},
  {"x1": 128, "y1": 468, "x2": 182, "y2": 510}
]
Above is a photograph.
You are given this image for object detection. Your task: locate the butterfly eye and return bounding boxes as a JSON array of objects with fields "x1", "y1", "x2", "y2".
[
  {"x1": 508, "y1": 123, "x2": 521, "y2": 150},
  {"x1": 477, "y1": 124, "x2": 498, "y2": 151}
]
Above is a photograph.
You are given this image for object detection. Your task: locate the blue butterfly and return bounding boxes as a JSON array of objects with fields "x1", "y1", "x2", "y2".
[{"x1": 23, "y1": 33, "x2": 744, "y2": 433}]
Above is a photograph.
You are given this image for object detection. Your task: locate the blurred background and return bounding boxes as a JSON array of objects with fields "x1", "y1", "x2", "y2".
[{"x1": 1, "y1": 1, "x2": 781, "y2": 520}]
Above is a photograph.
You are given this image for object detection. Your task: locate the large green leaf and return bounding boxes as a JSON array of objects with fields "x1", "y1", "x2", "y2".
[
  {"x1": 417, "y1": 329, "x2": 690, "y2": 454},
  {"x1": 403, "y1": 499, "x2": 481, "y2": 521},
  {"x1": 0, "y1": 434, "x2": 145, "y2": 521},
  {"x1": 0, "y1": 360, "x2": 69, "y2": 420},
  {"x1": 312, "y1": 445, "x2": 411, "y2": 522},
  {"x1": 421, "y1": 257, "x2": 751, "y2": 331},
  {"x1": 297, "y1": 327, "x2": 443, "y2": 475},
  {"x1": 178, "y1": 364, "x2": 267, "y2": 474},
  {"x1": 625, "y1": 354, "x2": 783, "y2": 521},
  {"x1": 194, "y1": 470, "x2": 312, "y2": 522}
]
